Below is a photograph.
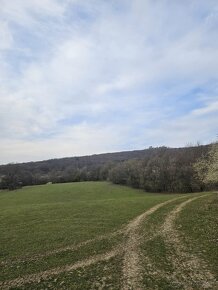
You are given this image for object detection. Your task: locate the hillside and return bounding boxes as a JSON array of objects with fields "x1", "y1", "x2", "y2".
[
  {"x1": 0, "y1": 145, "x2": 212, "y2": 192},
  {"x1": 0, "y1": 182, "x2": 217, "y2": 289}
]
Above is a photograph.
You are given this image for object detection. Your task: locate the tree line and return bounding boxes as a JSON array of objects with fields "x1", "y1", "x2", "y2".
[{"x1": 0, "y1": 144, "x2": 217, "y2": 193}]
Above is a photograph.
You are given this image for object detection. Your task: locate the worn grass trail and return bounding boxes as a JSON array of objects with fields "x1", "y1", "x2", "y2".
[
  {"x1": 0, "y1": 198, "x2": 181, "y2": 289},
  {"x1": 140, "y1": 193, "x2": 218, "y2": 290},
  {"x1": 0, "y1": 183, "x2": 217, "y2": 289},
  {"x1": 0, "y1": 248, "x2": 121, "y2": 289},
  {"x1": 161, "y1": 197, "x2": 216, "y2": 289},
  {"x1": 121, "y1": 197, "x2": 184, "y2": 290},
  {"x1": 1, "y1": 197, "x2": 181, "y2": 289},
  {"x1": 122, "y1": 194, "x2": 217, "y2": 290}
]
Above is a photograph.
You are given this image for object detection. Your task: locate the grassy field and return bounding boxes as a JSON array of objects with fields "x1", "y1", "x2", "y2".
[{"x1": 0, "y1": 182, "x2": 217, "y2": 289}]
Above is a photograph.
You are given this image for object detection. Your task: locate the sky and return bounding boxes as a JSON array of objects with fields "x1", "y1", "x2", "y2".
[{"x1": 0, "y1": 0, "x2": 218, "y2": 164}]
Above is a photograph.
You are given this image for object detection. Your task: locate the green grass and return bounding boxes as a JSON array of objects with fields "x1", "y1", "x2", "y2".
[
  {"x1": 140, "y1": 198, "x2": 189, "y2": 290},
  {"x1": 22, "y1": 255, "x2": 123, "y2": 290},
  {"x1": 0, "y1": 181, "x2": 216, "y2": 289},
  {"x1": 175, "y1": 193, "x2": 218, "y2": 278},
  {"x1": 140, "y1": 193, "x2": 217, "y2": 289},
  {"x1": 0, "y1": 182, "x2": 177, "y2": 260}
]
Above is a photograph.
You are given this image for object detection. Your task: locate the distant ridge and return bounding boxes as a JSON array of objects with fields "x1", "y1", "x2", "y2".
[
  {"x1": 0, "y1": 145, "x2": 208, "y2": 167},
  {"x1": 0, "y1": 145, "x2": 210, "y2": 192}
]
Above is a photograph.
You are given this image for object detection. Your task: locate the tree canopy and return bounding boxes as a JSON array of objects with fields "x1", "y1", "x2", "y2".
[
  {"x1": 1, "y1": 145, "x2": 215, "y2": 193},
  {"x1": 194, "y1": 143, "x2": 218, "y2": 187}
]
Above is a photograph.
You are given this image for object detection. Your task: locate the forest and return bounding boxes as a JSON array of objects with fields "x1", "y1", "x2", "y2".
[{"x1": 0, "y1": 144, "x2": 217, "y2": 193}]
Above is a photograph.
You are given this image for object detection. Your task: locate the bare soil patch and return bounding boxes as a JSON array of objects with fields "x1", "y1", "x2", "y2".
[{"x1": 161, "y1": 196, "x2": 217, "y2": 289}]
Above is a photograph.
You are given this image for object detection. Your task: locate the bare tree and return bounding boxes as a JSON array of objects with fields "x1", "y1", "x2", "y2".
[{"x1": 194, "y1": 142, "x2": 218, "y2": 187}]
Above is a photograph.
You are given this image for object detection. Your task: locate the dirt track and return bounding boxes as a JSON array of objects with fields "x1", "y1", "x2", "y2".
[
  {"x1": 121, "y1": 197, "x2": 183, "y2": 290},
  {"x1": 1, "y1": 194, "x2": 216, "y2": 290},
  {"x1": 161, "y1": 196, "x2": 216, "y2": 289}
]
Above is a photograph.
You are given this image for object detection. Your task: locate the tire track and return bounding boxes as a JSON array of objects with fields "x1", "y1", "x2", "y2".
[
  {"x1": 0, "y1": 247, "x2": 123, "y2": 290},
  {"x1": 161, "y1": 195, "x2": 217, "y2": 289},
  {"x1": 121, "y1": 196, "x2": 186, "y2": 290},
  {"x1": 1, "y1": 195, "x2": 208, "y2": 289},
  {"x1": 1, "y1": 197, "x2": 183, "y2": 289},
  {"x1": 0, "y1": 228, "x2": 125, "y2": 266},
  {"x1": 0, "y1": 197, "x2": 184, "y2": 267}
]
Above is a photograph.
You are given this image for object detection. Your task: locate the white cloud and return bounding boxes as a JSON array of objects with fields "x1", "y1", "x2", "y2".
[
  {"x1": 136, "y1": 100, "x2": 218, "y2": 148},
  {"x1": 0, "y1": 21, "x2": 13, "y2": 50},
  {"x1": 0, "y1": 0, "x2": 218, "y2": 163},
  {"x1": 1, "y1": 0, "x2": 65, "y2": 25},
  {"x1": 192, "y1": 100, "x2": 218, "y2": 116},
  {"x1": 0, "y1": 122, "x2": 127, "y2": 164}
]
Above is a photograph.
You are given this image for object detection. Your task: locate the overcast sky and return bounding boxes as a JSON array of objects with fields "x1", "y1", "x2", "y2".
[{"x1": 0, "y1": 0, "x2": 218, "y2": 164}]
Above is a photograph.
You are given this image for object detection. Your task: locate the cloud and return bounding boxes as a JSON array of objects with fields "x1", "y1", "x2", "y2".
[
  {"x1": 0, "y1": 21, "x2": 13, "y2": 50},
  {"x1": 192, "y1": 100, "x2": 218, "y2": 116},
  {"x1": 1, "y1": 0, "x2": 65, "y2": 25},
  {"x1": 0, "y1": 0, "x2": 218, "y2": 163},
  {"x1": 0, "y1": 122, "x2": 127, "y2": 164}
]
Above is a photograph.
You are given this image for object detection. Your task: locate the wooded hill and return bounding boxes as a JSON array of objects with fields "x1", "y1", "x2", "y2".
[{"x1": 0, "y1": 144, "x2": 217, "y2": 192}]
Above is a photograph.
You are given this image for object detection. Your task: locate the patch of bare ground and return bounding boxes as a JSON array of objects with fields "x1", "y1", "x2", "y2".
[
  {"x1": 0, "y1": 228, "x2": 125, "y2": 266},
  {"x1": 0, "y1": 247, "x2": 123, "y2": 290},
  {"x1": 0, "y1": 198, "x2": 181, "y2": 289},
  {"x1": 0, "y1": 198, "x2": 182, "y2": 267},
  {"x1": 161, "y1": 196, "x2": 217, "y2": 289},
  {"x1": 3, "y1": 195, "x2": 210, "y2": 290},
  {"x1": 121, "y1": 197, "x2": 185, "y2": 290}
]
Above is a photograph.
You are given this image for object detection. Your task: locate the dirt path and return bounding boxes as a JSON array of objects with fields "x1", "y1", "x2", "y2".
[
  {"x1": 2, "y1": 195, "x2": 215, "y2": 290},
  {"x1": 121, "y1": 197, "x2": 185, "y2": 290},
  {"x1": 0, "y1": 246, "x2": 123, "y2": 290},
  {"x1": 161, "y1": 196, "x2": 217, "y2": 289},
  {"x1": 1, "y1": 198, "x2": 182, "y2": 289},
  {"x1": 0, "y1": 198, "x2": 183, "y2": 268},
  {"x1": 0, "y1": 228, "x2": 125, "y2": 267}
]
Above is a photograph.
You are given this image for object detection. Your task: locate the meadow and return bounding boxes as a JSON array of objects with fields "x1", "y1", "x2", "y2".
[{"x1": 0, "y1": 182, "x2": 217, "y2": 289}]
